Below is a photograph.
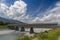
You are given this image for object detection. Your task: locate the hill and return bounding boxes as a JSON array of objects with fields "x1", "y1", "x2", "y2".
[{"x1": 0, "y1": 17, "x2": 25, "y2": 24}]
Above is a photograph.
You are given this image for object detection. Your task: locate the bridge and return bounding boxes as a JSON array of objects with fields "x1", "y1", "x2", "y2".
[{"x1": 7, "y1": 23, "x2": 57, "y2": 34}]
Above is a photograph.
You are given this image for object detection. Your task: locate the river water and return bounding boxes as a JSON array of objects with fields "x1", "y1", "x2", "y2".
[
  {"x1": 0, "y1": 28, "x2": 52, "y2": 40},
  {"x1": 21, "y1": 28, "x2": 52, "y2": 33},
  {"x1": 0, "y1": 30, "x2": 19, "y2": 40}
]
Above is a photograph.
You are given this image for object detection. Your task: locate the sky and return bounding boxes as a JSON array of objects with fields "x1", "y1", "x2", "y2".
[{"x1": 0, "y1": 0, "x2": 60, "y2": 24}]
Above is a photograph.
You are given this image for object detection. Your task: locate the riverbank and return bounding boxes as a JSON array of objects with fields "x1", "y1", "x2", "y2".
[
  {"x1": 0, "y1": 30, "x2": 19, "y2": 40},
  {"x1": 0, "y1": 25, "x2": 7, "y2": 29},
  {"x1": 0, "y1": 30, "x2": 15, "y2": 35},
  {"x1": 17, "y1": 28, "x2": 60, "y2": 40}
]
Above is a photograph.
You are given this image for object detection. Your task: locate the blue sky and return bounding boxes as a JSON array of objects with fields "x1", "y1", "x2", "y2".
[
  {"x1": 0, "y1": 0, "x2": 60, "y2": 23},
  {"x1": 2, "y1": 0, "x2": 59, "y2": 17},
  {"x1": 23, "y1": 0, "x2": 59, "y2": 17}
]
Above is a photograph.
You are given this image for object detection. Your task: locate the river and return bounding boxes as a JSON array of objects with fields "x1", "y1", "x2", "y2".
[
  {"x1": 21, "y1": 28, "x2": 52, "y2": 33},
  {"x1": 0, "y1": 28, "x2": 52, "y2": 40},
  {"x1": 0, "y1": 30, "x2": 19, "y2": 40}
]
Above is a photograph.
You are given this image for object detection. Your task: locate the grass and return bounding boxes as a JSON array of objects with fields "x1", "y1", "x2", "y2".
[
  {"x1": 0, "y1": 25, "x2": 7, "y2": 29},
  {"x1": 17, "y1": 28, "x2": 60, "y2": 40},
  {"x1": 17, "y1": 36, "x2": 31, "y2": 40},
  {"x1": 33, "y1": 28, "x2": 60, "y2": 40}
]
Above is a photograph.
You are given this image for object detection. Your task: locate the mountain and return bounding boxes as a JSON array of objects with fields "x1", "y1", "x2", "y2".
[{"x1": 0, "y1": 17, "x2": 25, "y2": 24}]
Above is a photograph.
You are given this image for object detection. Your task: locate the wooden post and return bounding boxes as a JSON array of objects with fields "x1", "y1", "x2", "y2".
[
  {"x1": 30, "y1": 27, "x2": 34, "y2": 34},
  {"x1": 15, "y1": 26, "x2": 19, "y2": 31},
  {"x1": 20, "y1": 27, "x2": 25, "y2": 32}
]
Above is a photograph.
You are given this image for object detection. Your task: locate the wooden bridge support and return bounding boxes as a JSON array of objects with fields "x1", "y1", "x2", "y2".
[
  {"x1": 30, "y1": 27, "x2": 34, "y2": 34},
  {"x1": 15, "y1": 26, "x2": 19, "y2": 31},
  {"x1": 8, "y1": 26, "x2": 35, "y2": 34},
  {"x1": 20, "y1": 27, "x2": 25, "y2": 32}
]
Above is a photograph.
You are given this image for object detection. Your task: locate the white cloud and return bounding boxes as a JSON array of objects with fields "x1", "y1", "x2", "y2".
[
  {"x1": 30, "y1": 2, "x2": 60, "y2": 24},
  {"x1": 0, "y1": 0, "x2": 5, "y2": 3},
  {"x1": 0, "y1": 0, "x2": 28, "y2": 22},
  {"x1": 0, "y1": 0, "x2": 60, "y2": 24},
  {"x1": 7, "y1": 0, "x2": 27, "y2": 18},
  {"x1": 0, "y1": 3, "x2": 8, "y2": 18}
]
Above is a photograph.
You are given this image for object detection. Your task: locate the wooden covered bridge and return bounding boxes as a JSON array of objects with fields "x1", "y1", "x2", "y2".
[{"x1": 7, "y1": 23, "x2": 57, "y2": 34}]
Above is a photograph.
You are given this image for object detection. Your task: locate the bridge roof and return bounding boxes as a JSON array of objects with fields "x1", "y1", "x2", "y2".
[{"x1": 7, "y1": 23, "x2": 57, "y2": 28}]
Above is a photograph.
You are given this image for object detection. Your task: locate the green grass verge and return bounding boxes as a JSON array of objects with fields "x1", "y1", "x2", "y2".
[{"x1": 0, "y1": 25, "x2": 7, "y2": 29}]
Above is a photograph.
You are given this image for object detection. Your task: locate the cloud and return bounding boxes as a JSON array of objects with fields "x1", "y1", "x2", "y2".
[
  {"x1": 0, "y1": 0, "x2": 5, "y2": 3},
  {"x1": 0, "y1": 0, "x2": 29, "y2": 22},
  {"x1": 30, "y1": 1, "x2": 60, "y2": 24},
  {"x1": 0, "y1": 0, "x2": 60, "y2": 24},
  {"x1": 7, "y1": 1, "x2": 27, "y2": 18},
  {"x1": 0, "y1": 3, "x2": 8, "y2": 18}
]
